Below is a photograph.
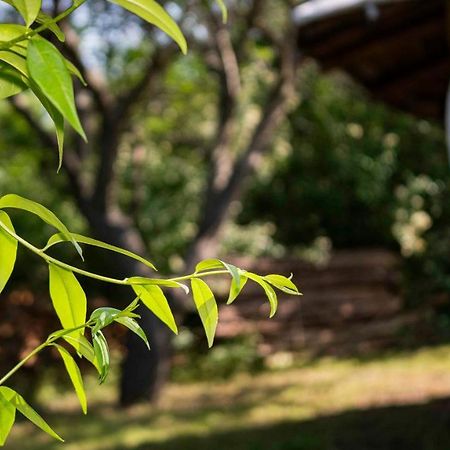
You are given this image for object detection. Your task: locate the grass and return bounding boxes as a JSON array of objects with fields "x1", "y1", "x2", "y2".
[{"x1": 5, "y1": 344, "x2": 450, "y2": 449}]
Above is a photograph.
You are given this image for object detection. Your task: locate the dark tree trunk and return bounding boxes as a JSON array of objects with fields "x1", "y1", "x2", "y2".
[
  {"x1": 120, "y1": 306, "x2": 172, "y2": 405},
  {"x1": 80, "y1": 205, "x2": 173, "y2": 406}
]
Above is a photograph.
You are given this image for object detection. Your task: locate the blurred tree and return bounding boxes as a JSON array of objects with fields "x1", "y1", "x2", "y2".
[
  {"x1": 240, "y1": 63, "x2": 450, "y2": 303},
  {"x1": 4, "y1": 0, "x2": 300, "y2": 405}
]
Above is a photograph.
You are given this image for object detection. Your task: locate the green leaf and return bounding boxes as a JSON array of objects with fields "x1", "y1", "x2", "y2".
[
  {"x1": 196, "y1": 259, "x2": 240, "y2": 283},
  {"x1": 0, "y1": 50, "x2": 28, "y2": 77},
  {"x1": 115, "y1": 316, "x2": 150, "y2": 349},
  {"x1": 264, "y1": 274, "x2": 302, "y2": 296},
  {"x1": 191, "y1": 278, "x2": 218, "y2": 348},
  {"x1": 11, "y1": 0, "x2": 42, "y2": 27},
  {"x1": 195, "y1": 259, "x2": 224, "y2": 272},
  {"x1": 0, "y1": 23, "x2": 27, "y2": 41},
  {"x1": 0, "y1": 211, "x2": 18, "y2": 294},
  {"x1": 64, "y1": 58, "x2": 87, "y2": 86},
  {"x1": 127, "y1": 277, "x2": 189, "y2": 294},
  {"x1": 227, "y1": 275, "x2": 247, "y2": 305},
  {"x1": 30, "y1": 80, "x2": 65, "y2": 172},
  {"x1": 195, "y1": 259, "x2": 244, "y2": 305},
  {"x1": 62, "y1": 334, "x2": 99, "y2": 370},
  {"x1": 0, "y1": 389, "x2": 16, "y2": 446},
  {"x1": 90, "y1": 307, "x2": 134, "y2": 334},
  {"x1": 90, "y1": 306, "x2": 139, "y2": 326},
  {"x1": 48, "y1": 264, "x2": 87, "y2": 341},
  {"x1": 0, "y1": 194, "x2": 82, "y2": 258},
  {"x1": 46, "y1": 233, "x2": 157, "y2": 271},
  {"x1": 132, "y1": 284, "x2": 178, "y2": 334},
  {"x1": 27, "y1": 38, "x2": 86, "y2": 140},
  {"x1": 109, "y1": 0, "x2": 187, "y2": 54},
  {"x1": 0, "y1": 66, "x2": 27, "y2": 99},
  {"x1": 0, "y1": 387, "x2": 63, "y2": 442},
  {"x1": 36, "y1": 12, "x2": 65, "y2": 42},
  {"x1": 55, "y1": 345, "x2": 87, "y2": 414},
  {"x1": 92, "y1": 331, "x2": 110, "y2": 384},
  {"x1": 245, "y1": 272, "x2": 278, "y2": 318}
]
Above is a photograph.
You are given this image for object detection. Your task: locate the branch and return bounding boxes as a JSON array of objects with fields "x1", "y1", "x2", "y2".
[
  {"x1": 201, "y1": 12, "x2": 243, "y2": 214},
  {"x1": 187, "y1": 23, "x2": 300, "y2": 265},
  {"x1": 92, "y1": 44, "x2": 175, "y2": 213}
]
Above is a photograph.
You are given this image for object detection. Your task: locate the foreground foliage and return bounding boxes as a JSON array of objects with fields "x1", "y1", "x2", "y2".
[
  {"x1": 0, "y1": 193, "x2": 300, "y2": 445},
  {"x1": 0, "y1": 0, "x2": 300, "y2": 445}
]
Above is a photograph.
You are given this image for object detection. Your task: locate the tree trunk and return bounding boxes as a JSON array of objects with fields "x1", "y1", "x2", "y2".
[
  {"x1": 81, "y1": 205, "x2": 173, "y2": 405},
  {"x1": 120, "y1": 306, "x2": 172, "y2": 405}
]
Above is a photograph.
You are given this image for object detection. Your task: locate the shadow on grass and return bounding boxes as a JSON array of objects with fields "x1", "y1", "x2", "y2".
[{"x1": 117, "y1": 397, "x2": 450, "y2": 450}]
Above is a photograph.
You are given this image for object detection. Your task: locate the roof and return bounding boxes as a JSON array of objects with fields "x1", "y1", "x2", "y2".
[
  {"x1": 293, "y1": 0, "x2": 394, "y2": 25},
  {"x1": 295, "y1": 0, "x2": 450, "y2": 120}
]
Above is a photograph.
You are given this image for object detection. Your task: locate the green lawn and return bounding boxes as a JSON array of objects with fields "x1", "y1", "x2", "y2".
[{"x1": 6, "y1": 345, "x2": 450, "y2": 450}]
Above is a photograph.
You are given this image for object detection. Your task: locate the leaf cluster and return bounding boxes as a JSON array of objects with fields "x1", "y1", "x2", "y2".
[
  {"x1": 0, "y1": 0, "x2": 300, "y2": 445},
  {"x1": 0, "y1": 193, "x2": 301, "y2": 444}
]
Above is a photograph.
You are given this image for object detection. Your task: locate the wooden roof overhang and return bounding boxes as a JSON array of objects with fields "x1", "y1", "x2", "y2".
[{"x1": 294, "y1": 0, "x2": 450, "y2": 120}]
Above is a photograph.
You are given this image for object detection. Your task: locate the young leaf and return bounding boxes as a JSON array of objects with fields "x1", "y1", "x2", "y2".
[
  {"x1": 245, "y1": 272, "x2": 278, "y2": 318},
  {"x1": 0, "y1": 211, "x2": 18, "y2": 294},
  {"x1": 264, "y1": 274, "x2": 302, "y2": 296},
  {"x1": 55, "y1": 345, "x2": 87, "y2": 414},
  {"x1": 26, "y1": 38, "x2": 86, "y2": 140},
  {"x1": 0, "y1": 389, "x2": 16, "y2": 446},
  {"x1": 115, "y1": 316, "x2": 150, "y2": 349},
  {"x1": 89, "y1": 307, "x2": 138, "y2": 334},
  {"x1": 109, "y1": 0, "x2": 187, "y2": 54},
  {"x1": 0, "y1": 387, "x2": 63, "y2": 442},
  {"x1": 92, "y1": 331, "x2": 110, "y2": 384},
  {"x1": 48, "y1": 264, "x2": 87, "y2": 339},
  {"x1": 0, "y1": 194, "x2": 82, "y2": 258},
  {"x1": 46, "y1": 232, "x2": 157, "y2": 271},
  {"x1": 132, "y1": 284, "x2": 178, "y2": 334},
  {"x1": 191, "y1": 278, "x2": 218, "y2": 348}
]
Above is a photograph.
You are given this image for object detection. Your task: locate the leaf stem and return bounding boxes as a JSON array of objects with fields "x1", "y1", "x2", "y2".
[
  {"x1": 0, "y1": 219, "x2": 230, "y2": 286},
  {"x1": 0, "y1": 322, "x2": 89, "y2": 386},
  {"x1": 170, "y1": 270, "x2": 230, "y2": 282},
  {"x1": 0, "y1": 342, "x2": 48, "y2": 386}
]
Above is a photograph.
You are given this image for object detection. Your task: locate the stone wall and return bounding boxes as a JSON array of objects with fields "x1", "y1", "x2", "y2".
[{"x1": 213, "y1": 250, "x2": 423, "y2": 356}]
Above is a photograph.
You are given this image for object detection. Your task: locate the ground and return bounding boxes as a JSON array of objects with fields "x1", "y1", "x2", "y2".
[{"x1": 6, "y1": 345, "x2": 450, "y2": 449}]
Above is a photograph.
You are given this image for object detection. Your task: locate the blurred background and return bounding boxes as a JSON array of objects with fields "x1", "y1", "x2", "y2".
[{"x1": 1, "y1": 0, "x2": 450, "y2": 448}]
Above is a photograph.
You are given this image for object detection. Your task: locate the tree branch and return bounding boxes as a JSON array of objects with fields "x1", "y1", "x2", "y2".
[
  {"x1": 92, "y1": 44, "x2": 176, "y2": 214},
  {"x1": 186, "y1": 21, "x2": 300, "y2": 265}
]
